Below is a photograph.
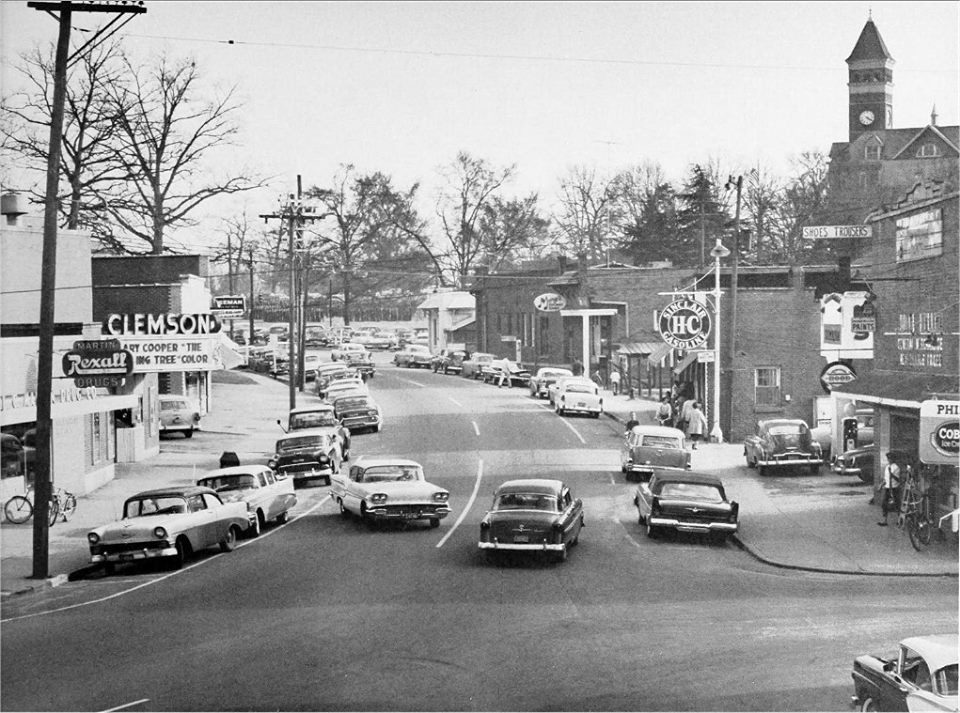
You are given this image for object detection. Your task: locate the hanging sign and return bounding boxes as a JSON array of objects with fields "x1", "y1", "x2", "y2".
[
  {"x1": 920, "y1": 400, "x2": 959, "y2": 465},
  {"x1": 657, "y1": 299, "x2": 712, "y2": 349},
  {"x1": 534, "y1": 293, "x2": 567, "y2": 312},
  {"x1": 212, "y1": 296, "x2": 246, "y2": 319},
  {"x1": 61, "y1": 339, "x2": 133, "y2": 388},
  {"x1": 819, "y1": 361, "x2": 857, "y2": 393},
  {"x1": 103, "y1": 313, "x2": 221, "y2": 337}
]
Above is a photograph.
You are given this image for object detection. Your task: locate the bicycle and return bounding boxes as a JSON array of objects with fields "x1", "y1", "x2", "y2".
[
  {"x1": 3, "y1": 486, "x2": 76, "y2": 526},
  {"x1": 897, "y1": 465, "x2": 936, "y2": 552}
]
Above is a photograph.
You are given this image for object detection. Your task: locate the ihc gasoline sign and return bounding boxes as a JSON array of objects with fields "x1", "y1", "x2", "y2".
[{"x1": 657, "y1": 299, "x2": 712, "y2": 350}]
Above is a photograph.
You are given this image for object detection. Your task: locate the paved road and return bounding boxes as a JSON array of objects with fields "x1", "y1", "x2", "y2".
[{"x1": 1, "y1": 355, "x2": 956, "y2": 711}]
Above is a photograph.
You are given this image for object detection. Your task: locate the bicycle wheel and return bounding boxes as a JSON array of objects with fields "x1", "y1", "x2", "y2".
[
  {"x1": 4, "y1": 495, "x2": 33, "y2": 524},
  {"x1": 907, "y1": 513, "x2": 933, "y2": 551},
  {"x1": 46, "y1": 498, "x2": 59, "y2": 527},
  {"x1": 60, "y1": 492, "x2": 77, "y2": 521}
]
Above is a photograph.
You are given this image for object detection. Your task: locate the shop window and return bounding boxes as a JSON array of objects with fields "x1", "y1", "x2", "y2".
[{"x1": 755, "y1": 367, "x2": 781, "y2": 407}]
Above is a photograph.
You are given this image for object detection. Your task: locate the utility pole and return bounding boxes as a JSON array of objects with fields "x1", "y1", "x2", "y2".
[
  {"x1": 27, "y1": 0, "x2": 145, "y2": 579},
  {"x1": 247, "y1": 245, "x2": 256, "y2": 348},
  {"x1": 259, "y1": 176, "x2": 321, "y2": 411},
  {"x1": 724, "y1": 174, "x2": 743, "y2": 439}
]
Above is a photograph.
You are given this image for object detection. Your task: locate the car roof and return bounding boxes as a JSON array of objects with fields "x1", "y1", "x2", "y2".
[
  {"x1": 127, "y1": 486, "x2": 216, "y2": 499},
  {"x1": 651, "y1": 471, "x2": 724, "y2": 487},
  {"x1": 278, "y1": 428, "x2": 332, "y2": 439},
  {"x1": 353, "y1": 456, "x2": 422, "y2": 468},
  {"x1": 332, "y1": 392, "x2": 372, "y2": 402},
  {"x1": 496, "y1": 478, "x2": 564, "y2": 495},
  {"x1": 289, "y1": 404, "x2": 335, "y2": 414},
  {"x1": 630, "y1": 425, "x2": 686, "y2": 438},
  {"x1": 199, "y1": 465, "x2": 271, "y2": 478},
  {"x1": 759, "y1": 418, "x2": 808, "y2": 428},
  {"x1": 538, "y1": 367, "x2": 572, "y2": 374},
  {"x1": 901, "y1": 634, "x2": 959, "y2": 672}
]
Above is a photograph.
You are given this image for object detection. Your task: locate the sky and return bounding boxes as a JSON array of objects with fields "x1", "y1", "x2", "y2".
[{"x1": 1, "y1": 1, "x2": 958, "y2": 253}]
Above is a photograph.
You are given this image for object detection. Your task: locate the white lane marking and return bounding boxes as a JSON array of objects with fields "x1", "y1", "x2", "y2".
[
  {"x1": 436, "y1": 458, "x2": 483, "y2": 549},
  {"x1": 472, "y1": 420, "x2": 480, "y2": 436},
  {"x1": 101, "y1": 699, "x2": 150, "y2": 712},
  {"x1": 556, "y1": 415, "x2": 586, "y2": 444},
  {"x1": 448, "y1": 396, "x2": 464, "y2": 408},
  {"x1": 0, "y1": 497, "x2": 331, "y2": 624},
  {"x1": 395, "y1": 376, "x2": 426, "y2": 388}
]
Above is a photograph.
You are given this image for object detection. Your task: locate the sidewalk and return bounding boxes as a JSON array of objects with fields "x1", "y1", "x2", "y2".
[
  {"x1": 2, "y1": 373, "x2": 956, "y2": 599},
  {"x1": 599, "y1": 386, "x2": 958, "y2": 577}
]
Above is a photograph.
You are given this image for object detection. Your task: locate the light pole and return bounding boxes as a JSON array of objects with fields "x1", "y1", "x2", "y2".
[{"x1": 710, "y1": 238, "x2": 730, "y2": 443}]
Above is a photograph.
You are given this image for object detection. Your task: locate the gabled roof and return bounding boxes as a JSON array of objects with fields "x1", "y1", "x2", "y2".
[
  {"x1": 846, "y1": 19, "x2": 893, "y2": 63},
  {"x1": 891, "y1": 125, "x2": 960, "y2": 159}
]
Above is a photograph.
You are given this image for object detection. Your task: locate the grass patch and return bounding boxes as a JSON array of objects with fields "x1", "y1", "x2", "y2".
[{"x1": 212, "y1": 369, "x2": 258, "y2": 385}]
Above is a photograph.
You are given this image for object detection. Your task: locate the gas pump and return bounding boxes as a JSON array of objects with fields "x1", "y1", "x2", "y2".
[{"x1": 842, "y1": 417, "x2": 859, "y2": 453}]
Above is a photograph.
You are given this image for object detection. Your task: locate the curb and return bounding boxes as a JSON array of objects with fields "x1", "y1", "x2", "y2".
[{"x1": 0, "y1": 572, "x2": 68, "y2": 599}]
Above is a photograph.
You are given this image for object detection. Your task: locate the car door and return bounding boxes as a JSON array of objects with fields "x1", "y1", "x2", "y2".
[
  {"x1": 876, "y1": 646, "x2": 921, "y2": 711},
  {"x1": 329, "y1": 463, "x2": 349, "y2": 503},
  {"x1": 636, "y1": 477, "x2": 656, "y2": 519},
  {"x1": 342, "y1": 466, "x2": 367, "y2": 514},
  {"x1": 559, "y1": 487, "x2": 582, "y2": 543},
  {"x1": 188, "y1": 493, "x2": 217, "y2": 548}
]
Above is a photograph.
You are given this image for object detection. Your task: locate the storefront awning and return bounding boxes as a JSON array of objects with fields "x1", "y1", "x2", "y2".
[
  {"x1": 672, "y1": 351, "x2": 700, "y2": 375},
  {"x1": 617, "y1": 341, "x2": 659, "y2": 356},
  {"x1": 833, "y1": 371, "x2": 959, "y2": 409}
]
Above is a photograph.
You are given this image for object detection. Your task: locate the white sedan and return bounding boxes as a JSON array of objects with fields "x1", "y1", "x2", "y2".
[
  {"x1": 330, "y1": 456, "x2": 450, "y2": 528},
  {"x1": 554, "y1": 379, "x2": 603, "y2": 418}
]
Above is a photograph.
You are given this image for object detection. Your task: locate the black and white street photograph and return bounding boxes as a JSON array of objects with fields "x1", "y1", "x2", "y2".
[{"x1": 1, "y1": 2, "x2": 957, "y2": 711}]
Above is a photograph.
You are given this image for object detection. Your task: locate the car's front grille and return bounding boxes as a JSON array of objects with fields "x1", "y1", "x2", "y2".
[{"x1": 98, "y1": 540, "x2": 167, "y2": 554}]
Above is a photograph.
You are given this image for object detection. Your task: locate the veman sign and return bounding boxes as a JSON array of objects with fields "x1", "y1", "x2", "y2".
[
  {"x1": 533, "y1": 293, "x2": 567, "y2": 312},
  {"x1": 657, "y1": 299, "x2": 712, "y2": 350}
]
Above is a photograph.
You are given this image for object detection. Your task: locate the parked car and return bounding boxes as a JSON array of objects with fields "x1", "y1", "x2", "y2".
[
  {"x1": 331, "y1": 342, "x2": 369, "y2": 362},
  {"x1": 393, "y1": 344, "x2": 433, "y2": 368},
  {"x1": 268, "y1": 429, "x2": 342, "y2": 487},
  {"x1": 620, "y1": 425, "x2": 691, "y2": 482},
  {"x1": 832, "y1": 443, "x2": 876, "y2": 483},
  {"x1": 196, "y1": 465, "x2": 297, "y2": 537},
  {"x1": 547, "y1": 376, "x2": 585, "y2": 406},
  {"x1": 319, "y1": 372, "x2": 366, "y2": 400},
  {"x1": 811, "y1": 408, "x2": 876, "y2": 460},
  {"x1": 460, "y1": 352, "x2": 496, "y2": 379},
  {"x1": 158, "y1": 395, "x2": 201, "y2": 438},
  {"x1": 87, "y1": 486, "x2": 249, "y2": 572},
  {"x1": 478, "y1": 478, "x2": 584, "y2": 563},
  {"x1": 554, "y1": 379, "x2": 603, "y2": 418},
  {"x1": 330, "y1": 456, "x2": 450, "y2": 528},
  {"x1": 282, "y1": 404, "x2": 351, "y2": 460},
  {"x1": 301, "y1": 353, "x2": 322, "y2": 381},
  {"x1": 851, "y1": 634, "x2": 958, "y2": 713},
  {"x1": 633, "y1": 471, "x2": 739, "y2": 541},
  {"x1": 364, "y1": 332, "x2": 399, "y2": 351},
  {"x1": 315, "y1": 363, "x2": 354, "y2": 395},
  {"x1": 743, "y1": 418, "x2": 823, "y2": 475},
  {"x1": 528, "y1": 367, "x2": 573, "y2": 399},
  {"x1": 331, "y1": 393, "x2": 383, "y2": 433},
  {"x1": 304, "y1": 326, "x2": 329, "y2": 347},
  {"x1": 323, "y1": 381, "x2": 369, "y2": 404},
  {"x1": 482, "y1": 359, "x2": 531, "y2": 387},
  {"x1": 431, "y1": 348, "x2": 467, "y2": 374},
  {"x1": 345, "y1": 350, "x2": 376, "y2": 379},
  {"x1": 1, "y1": 432, "x2": 34, "y2": 479}
]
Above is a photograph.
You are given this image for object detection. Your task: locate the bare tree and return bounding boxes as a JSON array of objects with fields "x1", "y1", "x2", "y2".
[
  {"x1": 98, "y1": 52, "x2": 266, "y2": 254},
  {"x1": 1, "y1": 41, "x2": 127, "y2": 249},
  {"x1": 740, "y1": 165, "x2": 782, "y2": 263},
  {"x1": 767, "y1": 151, "x2": 834, "y2": 264}
]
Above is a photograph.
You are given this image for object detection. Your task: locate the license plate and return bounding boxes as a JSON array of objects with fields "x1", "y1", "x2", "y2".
[
  {"x1": 513, "y1": 535, "x2": 529, "y2": 543},
  {"x1": 576, "y1": 402, "x2": 586, "y2": 408},
  {"x1": 119, "y1": 553, "x2": 134, "y2": 561}
]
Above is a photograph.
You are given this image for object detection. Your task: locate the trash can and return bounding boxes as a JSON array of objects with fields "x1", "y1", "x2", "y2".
[{"x1": 219, "y1": 451, "x2": 240, "y2": 468}]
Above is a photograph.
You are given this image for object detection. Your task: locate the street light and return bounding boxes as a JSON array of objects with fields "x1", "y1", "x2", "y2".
[{"x1": 709, "y1": 238, "x2": 730, "y2": 443}]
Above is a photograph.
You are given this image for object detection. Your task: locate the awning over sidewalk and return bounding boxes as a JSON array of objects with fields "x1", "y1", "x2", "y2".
[
  {"x1": 616, "y1": 341, "x2": 672, "y2": 363},
  {"x1": 833, "y1": 370, "x2": 959, "y2": 408},
  {"x1": 672, "y1": 351, "x2": 700, "y2": 375}
]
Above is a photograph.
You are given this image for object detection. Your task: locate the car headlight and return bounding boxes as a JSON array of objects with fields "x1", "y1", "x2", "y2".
[
  {"x1": 153, "y1": 526, "x2": 167, "y2": 539},
  {"x1": 368, "y1": 410, "x2": 378, "y2": 417},
  {"x1": 433, "y1": 492, "x2": 449, "y2": 502},
  {"x1": 370, "y1": 493, "x2": 388, "y2": 504},
  {"x1": 87, "y1": 532, "x2": 100, "y2": 545}
]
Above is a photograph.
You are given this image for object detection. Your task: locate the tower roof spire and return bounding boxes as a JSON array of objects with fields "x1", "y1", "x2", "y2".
[{"x1": 846, "y1": 17, "x2": 894, "y2": 63}]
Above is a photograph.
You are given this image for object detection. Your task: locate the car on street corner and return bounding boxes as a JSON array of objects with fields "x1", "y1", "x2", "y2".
[
  {"x1": 743, "y1": 418, "x2": 823, "y2": 475},
  {"x1": 393, "y1": 344, "x2": 433, "y2": 368},
  {"x1": 478, "y1": 478, "x2": 584, "y2": 563},
  {"x1": 620, "y1": 425, "x2": 691, "y2": 482},
  {"x1": 159, "y1": 395, "x2": 201, "y2": 438},
  {"x1": 553, "y1": 378, "x2": 603, "y2": 418},
  {"x1": 528, "y1": 367, "x2": 574, "y2": 399},
  {"x1": 331, "y1": 342, "x2": 369, "y2": 362},
  {"x1": 851, "y1": 634, "x2": 958, "y2": 713},
  {"x1": 196, "y1": 465, "x2": 297, "y2": 537},
  {"x1": 87, "y1": 486, "x2": 249, "y2": 572},
  {"x1": 330, "y1": 456, "x2": 450, "y2": 528},
  {"x1": 331, "y1": 393, "x2": 383, "y2": 433},
  {"x1": 269, "y1": 429, "x2": 342, "y2": 487},
  {"x1": 633, "y1": 471, "x2": 739, "y2": 542},
  {"x1": 831, "y1": 443, "x2": 875, "y2": 483},
  {"x1": 282, "y1": 404, "x2": 351, "y2": 460},
  {"x1": 460, "y1": 352, "x2": 496, "y2": 379}
]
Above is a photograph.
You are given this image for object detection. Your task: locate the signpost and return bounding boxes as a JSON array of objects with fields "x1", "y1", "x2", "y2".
[{"x1": 803, "y1": 225, "x2": 872, "y2": 240}]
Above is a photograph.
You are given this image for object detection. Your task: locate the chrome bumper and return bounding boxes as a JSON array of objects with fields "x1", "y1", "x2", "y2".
[
  {"x1": 648, "y1": 517, "x2": 738, "y2": 534},
  {"x1": 478, "y1": 541, "x2": 565, "y2": 552},
  {"x1": 91, "y1": 545, "x2": 178, "y2": 563}
]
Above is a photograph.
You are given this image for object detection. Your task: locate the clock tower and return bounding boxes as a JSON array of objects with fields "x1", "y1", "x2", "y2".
[{"x1": 846, "y1": 17, "x2": 894, "y2": 141}]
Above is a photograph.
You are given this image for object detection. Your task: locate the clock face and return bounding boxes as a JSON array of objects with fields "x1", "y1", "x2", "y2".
[{"x1": 859, "y1": 110, "x2": 875, "y2": 126}]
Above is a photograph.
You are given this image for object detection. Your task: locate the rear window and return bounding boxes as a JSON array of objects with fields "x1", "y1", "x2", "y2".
[
  {"x1": 494, "y1": 492, "x2": 558, "y2": 512},
  {"x1": 657, "y1": 482, "x2": 723, "y2": 503},
  {"x1": 641, "y1": 435, "x2": 682, "y2": 449},
  {"x1": 565, "y1": 384, "x2": 594, "y2": 394},
  {"x1": 769, "y1": 424, "x2": 805, "y2": 436},
  {"x1": 197, "y1": 474, "x2": 257, "y2": 492}
]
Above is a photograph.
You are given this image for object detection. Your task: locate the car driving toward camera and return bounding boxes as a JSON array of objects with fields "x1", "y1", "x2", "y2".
[
  {"x1": 269, "y1": 429, "x2": 342, "y2": 487},
  {"x1": 196, "y1": 464, "x2": 297, "y2": 537}
]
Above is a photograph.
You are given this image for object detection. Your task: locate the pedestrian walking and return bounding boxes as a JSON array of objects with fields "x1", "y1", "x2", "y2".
[
  {"x1": 677, "y1": 395, "x2": 695, "y2": 435},
  {"x1": 685, "y1": 402, "x2": 708, "y2": 449},
  {"x1": 497, "y1": 362, "x2": 509, "y2": 388},
  {"x1": 656, "y1": 396, "x2": 672, "y2": 427},
  {"x1": 877, "y1": 451, "x2": 902, "y2": 526},
  {"x1": 610, "y1": 369, "x2": 621, "y2": 395}
]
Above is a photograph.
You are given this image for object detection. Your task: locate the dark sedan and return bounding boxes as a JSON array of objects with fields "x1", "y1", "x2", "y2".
[
  {"x1": 832, "y1": 443, "x2": 875, "y2": 483},
  {"x1": 332, "y1": 393, "x2": 383, "y2": 434},
  {"x1": 478, "y1": 478, "x2": 584, "y2": 563},
  {"x1": 743, "y1": 418, "x2": 823, "y2": 475},
  {"x1": 633, "y1": 471, "x2": 739, "y2": 542}
]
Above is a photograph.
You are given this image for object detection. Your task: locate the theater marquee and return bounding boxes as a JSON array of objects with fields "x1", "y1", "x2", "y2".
[{"x1": 102, "y1": 313, "x2": 225, "y2": 373}]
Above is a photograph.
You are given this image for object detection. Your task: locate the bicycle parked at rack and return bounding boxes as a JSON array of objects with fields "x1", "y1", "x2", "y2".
[
  {"x1": 3, "y1": 486, "x2": 76, "y2": 526},
  {"x1": 897, "y1": 464, "x2": 938, "y2": 552}
]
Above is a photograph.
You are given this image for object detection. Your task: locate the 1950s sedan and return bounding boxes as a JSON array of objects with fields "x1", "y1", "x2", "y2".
[
  {"x1": 851, "y1": 633, "x2": 958, "y2": 712},
  {"x1": 269, "y1": 429, "x2": 342, "y2": 487},
  {"x1": 743, "y1": 418, "x2": 823, "y2": 475},
  {"x1": 87, "y1": 486, "x2": 249, "y2": 572},
  {"x1": 330, "y1": 456, "x2": 450, "y2": 528},
  {"x1": 478, "y1": 478, "x2": 584, "y2": 563},
  {"x1": 196, "y1": 465, "x2": 297, "y2": 537},
  {"x1": 620, "y1": 425, "x2": 691, "y2": 482},
  {"x1": 528, "y1": 367, "x2": 573, "y2": 399},
  {"x1": 633, "y1": 471, "x2": 739, "y2": 542}
]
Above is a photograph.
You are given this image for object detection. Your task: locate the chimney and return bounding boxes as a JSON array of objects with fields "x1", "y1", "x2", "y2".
[{"x1": 1, "y1": 191, "x2": 27, "y2": 226}]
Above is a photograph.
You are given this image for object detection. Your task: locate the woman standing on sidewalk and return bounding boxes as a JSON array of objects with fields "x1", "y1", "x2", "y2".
[{"x1": 686, "y1": 402, "x2": 708, "y2": 449}]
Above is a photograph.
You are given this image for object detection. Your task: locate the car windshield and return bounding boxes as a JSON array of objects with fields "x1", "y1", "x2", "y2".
[
  {"x1": 336, "y1": 397, "x2": 371, "y2": 409},
  {"x1": 768, "y1": 424, "x2": 806, "y2": 436},
  {"x1": 361, "y1": 465, "x2": 423, "y2": 482},
  {"x1": 197, "y1": 474, "x2": 257, "y2": 492},
  {"x1": 657, "y1": 482, "x2": 723, "y2": 503},
  {"x1": 290, "y1": 413, "x2": 338, "y2": 429},
  {"x1": 494, "y1": 492, "x2": 559, "y2": 512},
  {"x1": 642, "y1": 435, "x2": 682, "y2": 449},
  {"x1": 160, "y1": 400, "x2": 188, "y2": 411},
  {"x1": 565, "y1": 384, "x2": 593, "y2": 394},
  {"x1": 124, "y1": 495, "x2": 188, "y2": 518},
  {"x1": 277, "y1": 435, "x2": 322, "y2": 451},
  {"x1": 542, "y1": 370, "x2": 571, "y2": 378}
]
